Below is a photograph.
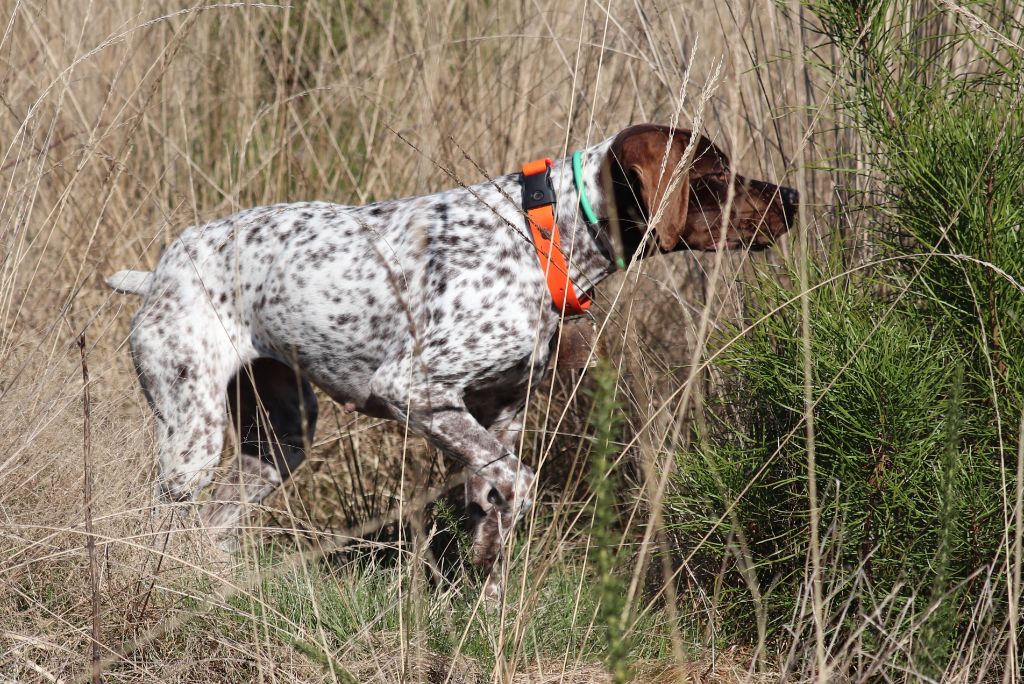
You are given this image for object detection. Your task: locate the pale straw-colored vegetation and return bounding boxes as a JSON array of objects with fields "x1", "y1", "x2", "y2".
[{"x1": 2, "y1": 1, "x2": 1022, "y2": 682}]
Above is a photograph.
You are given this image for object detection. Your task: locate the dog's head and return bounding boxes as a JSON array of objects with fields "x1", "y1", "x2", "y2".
[{"x1": 603, "y1": 124, "x2": 797, "y2": 258}]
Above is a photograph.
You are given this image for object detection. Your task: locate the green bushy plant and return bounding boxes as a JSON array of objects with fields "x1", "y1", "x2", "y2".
[
  {"x1": 667, "y1": 0, "x2": 1023, "y2": 660},
  {"x1": 586, "y1": 362, "x2": 632, "y2": 683},
  {"x1": 814, "y1": 0, "x2": 1024, "y2": 393},
  {"x1": 670, "y1": 270, "x2": 1002, "y2": 642}
]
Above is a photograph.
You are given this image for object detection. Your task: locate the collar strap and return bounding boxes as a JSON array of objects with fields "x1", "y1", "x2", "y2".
[
  {"x1": 572, "y1": 150, "x2": 624, "y2": 270},
  {"x1": 521, "y1": 158, "x2": 591, "y2": 317}
]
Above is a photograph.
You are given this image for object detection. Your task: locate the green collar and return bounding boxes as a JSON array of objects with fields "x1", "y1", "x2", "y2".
[{"x1": 572, "y1": 150, "x2": 624, "y2": 269}]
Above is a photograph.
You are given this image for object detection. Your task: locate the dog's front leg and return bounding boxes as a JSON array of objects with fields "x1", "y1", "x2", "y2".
[
  {"x1": 462, "y1": 461, "x2": 533, "y2": 603},
  {"x1": 370, "y1": 379, "x2": 534, "y2": 603}
]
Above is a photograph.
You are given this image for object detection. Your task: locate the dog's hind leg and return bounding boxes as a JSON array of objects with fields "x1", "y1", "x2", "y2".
[
  {"x1": 200, "y1": 358, "x2": 318, "y2": 536},
  {"x1": 130, "y1": 309, "x2": 244, "y2": 505}
]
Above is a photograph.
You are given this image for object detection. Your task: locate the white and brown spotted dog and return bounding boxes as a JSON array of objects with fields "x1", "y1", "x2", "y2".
[{"x1": 107, "y1": 124, "x2": 797, "y2": 601}]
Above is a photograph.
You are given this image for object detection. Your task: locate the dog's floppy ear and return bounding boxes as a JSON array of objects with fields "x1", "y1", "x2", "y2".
[{"x1": 609, "y1": 124, "x2": 729, "y2": 251}]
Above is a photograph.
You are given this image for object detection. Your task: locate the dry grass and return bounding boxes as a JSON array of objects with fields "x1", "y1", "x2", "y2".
[{"x1": 3, "y1": 0, "x2": 1017, "y2": 682}]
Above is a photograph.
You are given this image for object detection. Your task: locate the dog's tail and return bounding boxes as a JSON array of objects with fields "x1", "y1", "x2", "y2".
[{"x1": 105, "y1": 270, "x2": 153, "y2": 296}]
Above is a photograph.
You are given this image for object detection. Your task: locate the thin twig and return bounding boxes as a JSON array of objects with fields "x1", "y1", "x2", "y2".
[{"x1": 78, "y1": 333, "x2": 101, "y2": 684}]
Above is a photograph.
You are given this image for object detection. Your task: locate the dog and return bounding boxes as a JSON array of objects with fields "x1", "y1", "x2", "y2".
[{"x1": 106, "y1": 124, "x2": 797, "y2": 601}]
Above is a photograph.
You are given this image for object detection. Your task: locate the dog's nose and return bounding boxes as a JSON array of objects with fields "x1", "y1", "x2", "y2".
[{"x1": 779, "y1": 186, "x2": 799, "y2": 226}]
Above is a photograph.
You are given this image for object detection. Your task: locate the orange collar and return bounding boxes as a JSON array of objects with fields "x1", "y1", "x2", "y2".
[{"x1": 521, "y1": 158, "x2": 591, "y2": 317}]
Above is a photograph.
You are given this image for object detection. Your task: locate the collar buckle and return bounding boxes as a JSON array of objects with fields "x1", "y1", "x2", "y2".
[{"x1": 521, "y1": 159, "x2": 556, "y2": 210}]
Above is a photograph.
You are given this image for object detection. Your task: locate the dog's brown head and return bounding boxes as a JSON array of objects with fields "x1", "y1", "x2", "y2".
[{"x1": 604, "y1": 124, "x2": 797, "y2": 258}]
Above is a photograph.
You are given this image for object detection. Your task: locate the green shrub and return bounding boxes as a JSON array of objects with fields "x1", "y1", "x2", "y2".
[
  {"x1": 670, "y1": 270, "x2": 1003, "y2": 641},
  {"x1": 666, "y1": 0, "x2": 1024, "y2": 661},
  {"x1": 815, "y1": 0, "x2": 1024, "y2": 394}
]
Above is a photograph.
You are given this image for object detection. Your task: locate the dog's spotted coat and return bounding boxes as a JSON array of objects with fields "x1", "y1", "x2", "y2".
[{"x1": 108, "y1": 124, "x2": 797, "y2": 601}]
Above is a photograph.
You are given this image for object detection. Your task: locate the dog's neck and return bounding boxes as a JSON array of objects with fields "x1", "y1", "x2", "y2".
[{"x1": 546, "y1": 136, "x2": 620, "y2": 297}]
